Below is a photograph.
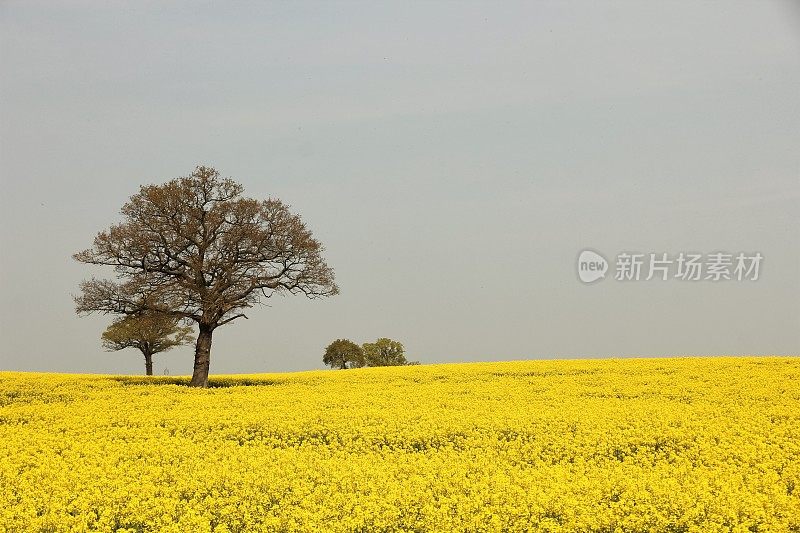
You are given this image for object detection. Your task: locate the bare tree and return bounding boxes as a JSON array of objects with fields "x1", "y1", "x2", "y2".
[
  {"x1": 102, "y1": 312, "x2": 193, "y2": 375},
  {"x1": 74, "y1": 166, "x2": 338, "y2": 386}
]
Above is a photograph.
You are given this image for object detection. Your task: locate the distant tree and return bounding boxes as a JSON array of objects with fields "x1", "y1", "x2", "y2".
[
  {"x1": 74, "y1": 166, "x2": 338, "y2": 387},
  {"x1": 102, "y1": 312, "x2": 193, "y2": 375},
  {"x1": 362, "y1": 338, "x2": 410, "y2": 367},
  {"x1": 323, "y1": 339, "x2": 365, "y2": 369}
]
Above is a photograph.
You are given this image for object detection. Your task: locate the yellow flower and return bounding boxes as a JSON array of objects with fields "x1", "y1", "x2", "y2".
[{"x1": 0, "y1": 357, "x2": 798, "y2": 531}]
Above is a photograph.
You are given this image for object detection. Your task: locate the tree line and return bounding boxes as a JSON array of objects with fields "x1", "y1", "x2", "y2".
[{"x1": 323, "y1": 338, "x2": 418, "y2": 369}]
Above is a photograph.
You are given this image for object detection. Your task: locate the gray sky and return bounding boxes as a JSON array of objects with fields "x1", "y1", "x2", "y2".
[{"x1": 1, "y1": 1, "x2": 798, "y2": 375}]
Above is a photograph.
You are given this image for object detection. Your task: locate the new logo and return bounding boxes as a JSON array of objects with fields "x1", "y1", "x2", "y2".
[{"x1": 577, "y1": 250, "x2": 608, "y2": 283}]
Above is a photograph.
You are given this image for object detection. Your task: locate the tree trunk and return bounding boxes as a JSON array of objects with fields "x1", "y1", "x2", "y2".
[
  {"x1": 144, "y1": 351, "x2": 153, "y2": 376},
  {"x1": 190, "y1": 325, "x2": 213, "y2": 387}
]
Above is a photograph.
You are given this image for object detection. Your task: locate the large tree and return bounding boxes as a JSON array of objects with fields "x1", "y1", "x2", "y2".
[
  {"x1": 323, "y1": 339, "x2": 365, "y2": 369},
  {"x1": 74, "y1": 166, "x2": 338, "y2": 387},
  {"x1": 102, "y1": 312, "x2": 193, "y2": 375},
  {"x1": 362, "y1": 338, "x2": 409, "y2": 367}
]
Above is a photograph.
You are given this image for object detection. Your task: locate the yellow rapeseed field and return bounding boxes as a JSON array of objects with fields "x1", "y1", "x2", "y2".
[{"x1": 1, "y1": 357, "x2": 798, "y2": 532}]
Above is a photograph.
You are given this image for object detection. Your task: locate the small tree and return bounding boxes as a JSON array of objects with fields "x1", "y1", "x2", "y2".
[
  {"x1": 323, "y1": 339, "x2": 365, "y2": 369},
  {"x1": 362, "y1": 338, "x2": 409, "y2": 367},
  {"x1": 102, "y1": 312, "x2": 193, "y2": 375}
]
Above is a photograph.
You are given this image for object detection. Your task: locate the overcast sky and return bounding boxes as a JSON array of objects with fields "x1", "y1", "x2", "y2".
[{"x1": 1, "y1": 1, "x2": 798, "y2": 375}]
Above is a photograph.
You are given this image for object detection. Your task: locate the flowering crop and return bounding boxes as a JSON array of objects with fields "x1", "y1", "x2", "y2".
[{"x1": 1, "y1": 357, "x2": 798, "y2": 532}]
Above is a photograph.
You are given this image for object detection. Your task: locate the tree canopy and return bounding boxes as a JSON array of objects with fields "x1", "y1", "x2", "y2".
[
  {"x1": 102, "y1": 312, "x2": 193, "y2": 375},
  {"x1": 362, "y1": 338, "x2": 409, "y2": 367},
  {"x1": 323, "y1": 339, "x2": 365, "y2": 369},
  {"x1": 75, "y1": 166, "x2": 338, "y2": 386}
]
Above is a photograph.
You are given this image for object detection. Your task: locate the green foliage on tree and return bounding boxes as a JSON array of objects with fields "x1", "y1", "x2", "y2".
[
  {"x1": 102, "y1": 312, "x2": 193, "y2": 375},
  {"x1": 323, "y1": 337, "x2": 419, "y2": 369},
  {"x1": 362, "y1": 338, "x2": 410, "y2": 367},
  {"x1": 322, "y1": 339, "x2": 365, "y2": 369}
]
